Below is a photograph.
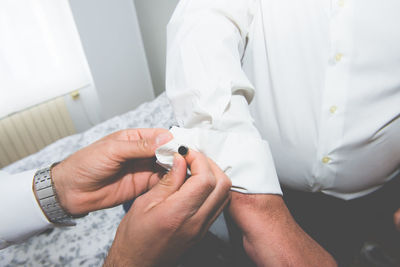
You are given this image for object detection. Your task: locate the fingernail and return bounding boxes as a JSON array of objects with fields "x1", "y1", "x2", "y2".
[{"x1": 156, "y1": 132, "x2": 172, "y2": 146}]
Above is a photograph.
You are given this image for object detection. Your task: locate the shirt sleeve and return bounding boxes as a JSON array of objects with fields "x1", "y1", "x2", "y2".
[
  {"x1": 0, "y1": 170, "x2": 53, "y2": 249},
  {"x1": 164, "y1": 0, "x2": 282, "y2": 195}
]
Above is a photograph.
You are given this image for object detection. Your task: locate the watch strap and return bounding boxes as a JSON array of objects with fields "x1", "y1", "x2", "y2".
[{"x1": 33, "y1": 164, "x2": 75, "y2": 226}]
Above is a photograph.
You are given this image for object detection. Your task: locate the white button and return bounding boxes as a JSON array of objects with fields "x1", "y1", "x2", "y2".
[
  {"x1": 322, "y1": 157, "x2": 331, "y2": 164},
  {"x1": 335, "y1": 53, "x2": 343, "y2": 62},
  {"x1": 330, "y1": 106, "x2": 338, "y2": 114}
]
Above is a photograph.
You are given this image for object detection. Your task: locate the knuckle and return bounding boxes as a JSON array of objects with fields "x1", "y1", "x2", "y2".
[
  {"x1": 160, "y1": 214, "x2": 184, "y2": 232},
  {"x1": 104, "y1": 140, "x2": 116, "y2": 154},
  {"x1": 137, "y1": 139, "x2": 151, "y2": 152},
  {"x1": 193, "y1": 152, "x2": 208, "y2": 166},
  {"x1": 157, "y1": 179, "x2": 173, "y2": 190},
  {"x1": 158, "y1": 172, "x2": 176, "y2": 188},
  {"x1": 198, "y1": 172, "x2": 217, "y2": 191},
  {"x1": 221, "y1": 176, "x2": 232, "y2": 191}
]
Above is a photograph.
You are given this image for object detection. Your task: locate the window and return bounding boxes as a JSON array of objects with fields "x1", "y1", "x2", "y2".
[{"x1": 0, "y1": 0, "x2": 91, "y2": 118}]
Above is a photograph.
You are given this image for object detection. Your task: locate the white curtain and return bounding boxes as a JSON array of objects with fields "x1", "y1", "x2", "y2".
[{"x1": 0, "y1": 0, "x2": 91, "y2": 118}]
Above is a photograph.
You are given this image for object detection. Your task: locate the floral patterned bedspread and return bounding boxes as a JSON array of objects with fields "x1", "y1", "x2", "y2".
[{"x1": 0, "y1": 94, "x2": 176, "y2": 267}]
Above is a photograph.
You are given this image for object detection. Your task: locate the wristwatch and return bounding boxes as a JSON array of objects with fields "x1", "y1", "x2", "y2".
[{"x1": 33, "y1": 164, "x2": 76, "y2": 226}]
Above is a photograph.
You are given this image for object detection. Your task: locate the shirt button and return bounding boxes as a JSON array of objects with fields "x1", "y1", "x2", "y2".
[
  {"x1": 335, "y1": 53, "x2": 343, "y2": 62},
  {"x1": 322, "y1": 157, "x2": 331, "y2": 164},
  {"x1": 338, "y1": 0, "x2": 345, "y2": 7},
  {"x1": 330, "y1": 106, "x2": 338, "y2": 114}
]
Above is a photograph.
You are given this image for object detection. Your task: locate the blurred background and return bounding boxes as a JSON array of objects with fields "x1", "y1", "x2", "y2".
[
  {"x1": 1, "y1": 2, "x2": 398, "y2": 266},
  {"x1": 0, "y1": 0, "x2": 179, "y2": 168}
]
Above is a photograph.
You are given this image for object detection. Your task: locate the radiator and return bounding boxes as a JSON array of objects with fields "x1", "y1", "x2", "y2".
[{"x1": 0, "y1": 97, "x2": 76, "y2": 168}]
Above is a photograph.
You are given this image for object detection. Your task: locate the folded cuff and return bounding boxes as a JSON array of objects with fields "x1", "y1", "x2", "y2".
[{"x1": 156, "y1": 127, "x2": 282, "y2": 195}]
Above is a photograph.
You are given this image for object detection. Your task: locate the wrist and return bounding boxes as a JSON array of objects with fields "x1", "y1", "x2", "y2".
[
  {"x1": 51, "y1": 162, "x2": 88, "y2": 217},
  {"x1": 229, "y1": 193, "x2": 287, "y2": 236},
  {"x1": 104, "y1": 225, "x2": 145, "y2": 267},
  {"x1": 229, "y1": 193, "x2": 337, "y2": 266},
  {"x1": 32, "y1": 164, "x2": 76, "y2": 226},
  {"x1": 104, "y1": 244, "x2": 139, "y2": 267},
  {"x1": 51, "y1": 162, "x2": 71, "y2": 214}
]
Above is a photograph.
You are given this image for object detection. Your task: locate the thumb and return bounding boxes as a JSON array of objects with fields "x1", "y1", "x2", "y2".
[
  {"x1": 112, "y1": 131, "x2": 172, "y2": 160},
  {"x1": 144, "y1": 154, "x2": 187, "y2": 202}
]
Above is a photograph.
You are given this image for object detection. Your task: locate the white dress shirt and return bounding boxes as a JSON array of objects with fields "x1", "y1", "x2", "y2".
[
  {"x1": 164, "y1": 0, "x2": 400, "y2": 200},
  {"x1": 0, "y1": 170, "x2": 52, "y2": 249}
]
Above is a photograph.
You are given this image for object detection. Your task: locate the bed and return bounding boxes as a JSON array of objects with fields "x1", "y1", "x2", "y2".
[{"x1": 0, "y1": 94, "x2": 233, "y2": 267}]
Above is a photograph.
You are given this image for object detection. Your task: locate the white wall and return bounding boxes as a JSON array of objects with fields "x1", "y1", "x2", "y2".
[
  {"x1": 68, "y1": 0, "x2": 154, "y2": 123},
  {"x1": 134, "y1": 0, "x2": 179, "y2": 96},
  {"x1": 63, "y1": 84, "x2": 102, "y2": 133}
]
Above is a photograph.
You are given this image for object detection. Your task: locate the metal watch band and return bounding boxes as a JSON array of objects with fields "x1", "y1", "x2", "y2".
[{"x1": 33, "y1": 164, "x2": 75, "y2": 226}]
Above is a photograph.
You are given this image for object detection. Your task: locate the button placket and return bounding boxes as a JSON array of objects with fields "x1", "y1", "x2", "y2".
[{"x1": 313, "y1": 1, "x2": 354, "y2": 190}]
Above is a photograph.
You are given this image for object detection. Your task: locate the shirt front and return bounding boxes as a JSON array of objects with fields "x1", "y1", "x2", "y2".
[{"x1": 166, "y1": 0, "x2": 400, "y2": 200}]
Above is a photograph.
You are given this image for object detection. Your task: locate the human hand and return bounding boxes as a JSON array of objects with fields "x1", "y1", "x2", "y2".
[
  {"x1": 103, "y1": 150, "x2": 232, "y2": 267},
  {"x1": 394, "y1": 208, "x2": 400, "y2": 231},
  {"x1": 228, "y1": 193, "x2": 337, "y2": 267},
  {"x1": 51, "y1": 128, "x2": 172, "y2": 216}
]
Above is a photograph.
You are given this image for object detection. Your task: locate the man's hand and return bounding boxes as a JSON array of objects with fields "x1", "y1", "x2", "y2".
[
  {"x1": 394, "y1": 208, "x2": 400, "y2": 231},
  {"x1": 51, "y1": 128, "x2": 172, "y2": 216},
  {"x1": 104, "y1": 150, "x2": 232, "y2": 267},
  {"x1": 229, "y1": 193, "x2": 337, "y2": 267}
]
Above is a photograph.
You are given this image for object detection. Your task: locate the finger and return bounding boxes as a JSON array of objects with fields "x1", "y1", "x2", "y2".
[
  {"x1": 394, "y1": 208, "x2": 400, "y2": 231},
  {"x1": 190, "y1": 159, "x2": 231, "y2": 226},
  {"x1": 143, "y1": 162, "x2": 167, "y2": 190},
  {"x1": 121, "y1": 158, "x2": 159, "y2": 193},
  {"x1": 147, "y1": 172, "x2": 163, "y2": 189},
  {"x1": 109, "y1": 130, "x2": 172, "y2": 160},
  {"x1": 146, "y1": 162, "x2": 167, "y2": 189},
  {"x1": 103, "y1": 128, "x2": 171, "y2": 143},
  {"x1": 142, "y1": 154, "x2": 187, "y2": 202},
  {"x1": 163, "y1": 150, "x2": 217, "y2": 218},
  {"x1": 199, "y1": 194, "x2": 231, "y2": 237},
  {"x1": 184, "y1": 149, "x2": 216, "y2": 179}
]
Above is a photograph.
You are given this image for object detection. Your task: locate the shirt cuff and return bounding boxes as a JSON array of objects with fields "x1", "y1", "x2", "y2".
[
  {"x1": 156, "y1": 127, "x2": 282, "y2": 195},
  {"x1": 0, "y1": 170, "x2": 53, "y2": 248}
]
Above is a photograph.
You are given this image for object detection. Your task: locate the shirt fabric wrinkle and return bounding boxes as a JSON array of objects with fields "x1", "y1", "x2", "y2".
[{"x1": 163, "y1": 0, "x2": 400, "y2": 200}]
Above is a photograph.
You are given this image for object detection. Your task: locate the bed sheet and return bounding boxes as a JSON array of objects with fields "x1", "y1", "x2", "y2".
[{"x1": 0, "y1": 93, "x2": 175, "y2": 267}]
